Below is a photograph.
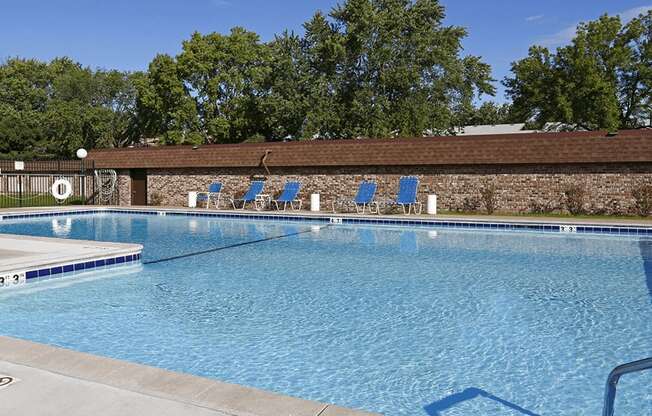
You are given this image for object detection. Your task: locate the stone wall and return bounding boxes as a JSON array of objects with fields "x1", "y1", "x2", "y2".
[
  {"x1": 111, "y1": 163, "x2": 652, "y2": 215},
  {"x1": 116, "y1": 170, "x2": 132, "y2": 206}
]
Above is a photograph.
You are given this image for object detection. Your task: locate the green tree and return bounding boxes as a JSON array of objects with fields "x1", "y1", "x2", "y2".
[
  {"x1": 460, "y1": 102, "x2": 513, "y2": 126},
  {"x1": 302, "y1": 0, "x2": 495, "y2": 138},
  {"x1": 176, "y1": 28, "x2": 270, "y2": 143},
  {"x1": 135, "y1": 54, "x2": 200, "y2": 145},
  {"x1": 258, "y1": 31, "x2": 311, "y2": 140},
  {"x1": 505, "y1": 11, "x2": 652, "y2": 130},
  {"x1": 0, "y1": 57, "x2": 141, "y2": 159}
]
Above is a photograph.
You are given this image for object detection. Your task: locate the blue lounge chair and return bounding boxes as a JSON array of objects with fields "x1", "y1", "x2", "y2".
[
  {"x1": 332, "y1": 180, "x2": 378, "y2": 214},
  {"x1": 196, "y1": 182, "x2": 222, "y2": 209},
  {"x1": 273, "y1": 181, "x2": 302, "y2": 210},
  {"x1": 384, "y1": 176, "x2": 422, "y2": 214},
  {"x1": 230, "y1": 180, "x2": 265, "y2": 210}
]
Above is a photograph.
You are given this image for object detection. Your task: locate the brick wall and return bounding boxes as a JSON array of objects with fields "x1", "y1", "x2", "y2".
[
  {"x1": 113, "y1": 163, "x2": 652, "y2": 215},
  {"x1": 117, "y1": 170, "x2": 132, "y2": 206}
]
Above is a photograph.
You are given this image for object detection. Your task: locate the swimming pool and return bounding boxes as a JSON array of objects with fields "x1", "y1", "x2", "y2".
[{"x1": 0, "y1": 212, "x2": 651, "y2": 415}]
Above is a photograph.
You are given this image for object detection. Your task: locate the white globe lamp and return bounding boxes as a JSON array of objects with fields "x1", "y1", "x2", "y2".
[{"x1": 76, "y1": 148, "x2": 88, "y2": 159}]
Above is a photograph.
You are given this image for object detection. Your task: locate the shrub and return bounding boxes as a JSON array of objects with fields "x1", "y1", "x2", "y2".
[
  {"x1": 563, "y1": 184, "x2": 586, "y2": 215},
  {"x1": 528, "y1": 199, "x2": 559, "y2": 215},
  {"x1": 459, "y1": 196, "x2": 481, "y2": 213},
  {"x1": 149, "y1": 192, "x2": 163, "y2": 206},
  {"x1": 632, "y1": 185, "x2": 652, "y2": 216},
  {"x1": 479, "y1": 181, "x2": 498, "y2": 214}
]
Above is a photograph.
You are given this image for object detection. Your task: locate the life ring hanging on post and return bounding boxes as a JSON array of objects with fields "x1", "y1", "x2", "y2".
[{"x1": 52, "y1": 179, "x2": 73, "y2": 201}]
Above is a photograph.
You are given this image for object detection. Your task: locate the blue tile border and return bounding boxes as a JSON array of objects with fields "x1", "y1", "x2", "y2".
[
  {"x1": 1, "y1": 207, "x2": 652, "y2": 237},
  {"x1": 24, "y1": 252, "x2": 142, "y2": 281}
]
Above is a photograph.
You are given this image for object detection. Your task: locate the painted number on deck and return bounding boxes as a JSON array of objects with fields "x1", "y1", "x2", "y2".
[{"x1": 0, "y1": 272, "x2": 26, "y2": 287}]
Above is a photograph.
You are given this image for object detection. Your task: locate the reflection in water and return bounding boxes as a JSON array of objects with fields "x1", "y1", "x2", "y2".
[
  {"x1": 188, "y1": 219, "x2": 199, "y2": 233},
  {"x1": 358, "y1": 229, "x2": 376, "y2": 246},
  {"x1": 400, "y1": 230, "x2": 418, "y2": 254},
  {"x1": 51, "y1": 218, "x2": 72, "y2": 237},
  {"x1": 638, "y1": 240, "x2": 652, "y2": 301}
]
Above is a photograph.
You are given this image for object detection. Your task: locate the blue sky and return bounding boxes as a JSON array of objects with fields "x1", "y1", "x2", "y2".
[{"x1": 1, "y1": 0, "x2": 651, "y2": 102}]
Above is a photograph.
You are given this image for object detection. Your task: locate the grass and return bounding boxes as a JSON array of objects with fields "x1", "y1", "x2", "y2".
[
  {"x1": 0, "y1": 194, "x2": 85, "y2": 208},
  {"x1": 437, "y1": 210, "x2": 652, "y2": 221}
]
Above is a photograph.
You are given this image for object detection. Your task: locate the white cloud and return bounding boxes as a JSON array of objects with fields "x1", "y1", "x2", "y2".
[
  {"x1": 620, "y1": 5, "x2": 652, "y2": 21},
  {"x1": 540, "y1": 4, "x2": 652, "y2": 47},
  {"x1": 540, "y1": 25, "x2": 577, "y2": 47},
  {"x1": 525, "y1": 14, "x2": 544, "y2": 22}
]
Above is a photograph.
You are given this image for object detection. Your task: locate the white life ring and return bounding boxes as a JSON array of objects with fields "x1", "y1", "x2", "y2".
[{"x1": 51, "y1": 179, "x2": 73, "y2": 201}]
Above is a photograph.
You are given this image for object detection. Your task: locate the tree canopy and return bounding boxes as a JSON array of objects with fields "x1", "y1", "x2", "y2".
[
  {"x1": 3, "y1": 1, "x2": 648, "y2": 160},
  {"x1": 0, "y1": 57, "x2": 140, "y2": 159},
  {"x1": 0, "y1": 0, "x2": 496, "y2": 158},
  {"x1": 504, "y1": 10, "x2": 652, "y2": 130}
]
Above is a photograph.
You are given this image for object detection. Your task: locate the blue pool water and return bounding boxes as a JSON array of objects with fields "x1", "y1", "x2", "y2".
[{"x1": 1, "y1": 213, "x2": 651, "y2": 415}]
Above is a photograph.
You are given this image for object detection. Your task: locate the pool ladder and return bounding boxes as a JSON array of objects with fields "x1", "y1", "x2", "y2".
[{"x1": 602, "y1": 357, "x2": 652, "y2": 416}]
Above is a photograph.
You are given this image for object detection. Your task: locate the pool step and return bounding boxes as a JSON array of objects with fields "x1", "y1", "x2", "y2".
[{"x1": 0, "y1": 233, "x2": 142, "y2": 288}]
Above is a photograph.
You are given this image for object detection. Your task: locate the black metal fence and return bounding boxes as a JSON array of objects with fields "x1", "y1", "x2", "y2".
[{"x1": 0, "y1": 160, "x2": 119, "y2": 208}]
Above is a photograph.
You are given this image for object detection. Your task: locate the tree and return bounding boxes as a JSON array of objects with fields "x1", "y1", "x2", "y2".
[
  {"x1": 302, "y1": 0, "x2": 495, "y2": 138},
  {"x1": 135, "y1": 54, "x2": 200, "y2": 145},
  {"x1": 0, "y1": 57, "x2": 141, "y2": 159},
  {"x1": 258, "y1": 32, "x2": 312, "y2": 140},
  {"x1": 1, "y1": 0, "x2": 498, "y2": 155},
  {"x1": 176, "y1": 28, "x2": 270, "y2": 143},
  {"x1": 504, "y1": 11, "x2": 652, "y2": 130},
  {"x1": 459, "y1": 102, "x2": 513, "y2": 126}
]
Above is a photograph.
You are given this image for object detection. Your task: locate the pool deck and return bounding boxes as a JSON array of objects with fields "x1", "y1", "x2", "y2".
[
  {"x1": 0, "y1": 337, "x2": 378, "y2": 416},
  {"x1": 0, "y1": 233, "x2": 142, "y2": 276},
  {"x1": 1, "y1": 205, "x2": 652, "y2": 227}
]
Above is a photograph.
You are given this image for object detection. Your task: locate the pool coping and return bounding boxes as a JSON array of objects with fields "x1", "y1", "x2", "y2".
[
  {"x1": 2, "y1": 205, "x2": 652, "y2": 236},
  {"x1": 0, "y1": 336, "x2": 378, "y2": 416},
  {"x1": 0, "y1": 233, "x2": 142, "y2": 284}
]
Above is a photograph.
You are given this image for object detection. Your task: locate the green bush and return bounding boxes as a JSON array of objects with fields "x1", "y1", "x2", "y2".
[
  {"x1": 632, "y1": 185, "x2": 652, "y2": 217},
  {"x1": 563, "y1": 184, "x2": 586, "y2": 215},
  {"x1": 479, "y1": 181, "x2": 498, "y2": 214}
]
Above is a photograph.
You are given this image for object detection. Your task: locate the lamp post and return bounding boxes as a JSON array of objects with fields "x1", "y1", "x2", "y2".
[{"x1": 77, "y1": 148, "x2": 88, "y2": 205}]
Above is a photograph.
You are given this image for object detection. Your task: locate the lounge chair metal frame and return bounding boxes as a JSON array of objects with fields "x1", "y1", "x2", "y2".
[
  {"x1": 229, "y1": 180, "x2": 266, "y2": 210},
  {"x1": 196, "y1": 182, "x2": 222, "y2": 209},
  {"x1": 332, "y1": 181, "x2": 379, "y2": 214},
  {"x1": 382, "y1": 176, "x2": 423, "y2": 215},
  {"x1": 273, "y1": 181, "x2": 303, "y2": 211}
]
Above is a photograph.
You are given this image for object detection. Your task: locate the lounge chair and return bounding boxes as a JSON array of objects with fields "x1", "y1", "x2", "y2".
[
  {"x1": 273, "y1": 181, "x2": 302, "y2": 210},
  {"x1": 332, "y1": 180, "x2": 379, "y2": 214},
  {"x1": 196, "y1": 182, "x2": 222, "y2": 209},
  {"x1": 230, "y1": 180, "x2": 265, "y2": 210},
  {"x1": 383, "y1": 176, "x2": 422, "y2": 214}
]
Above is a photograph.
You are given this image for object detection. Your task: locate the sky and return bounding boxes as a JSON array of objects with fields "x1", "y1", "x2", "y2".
[{"x1": 1, "y1": 0, "x2": 651, "y2": 103}]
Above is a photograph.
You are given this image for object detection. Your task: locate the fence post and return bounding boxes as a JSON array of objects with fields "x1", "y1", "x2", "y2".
[{"x1": 18, "y1": 174, "x2": 23, "y2": 208}]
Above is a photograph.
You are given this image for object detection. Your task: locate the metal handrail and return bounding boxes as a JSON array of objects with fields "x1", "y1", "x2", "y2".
[{"x1": 603, "y1": 357, "x2": 652, "y2": 416}]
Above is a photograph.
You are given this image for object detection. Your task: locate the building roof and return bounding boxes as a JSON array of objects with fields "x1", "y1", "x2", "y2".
[
  {"x1": 452, "y1": 122, "x2": 589, "y2": 136},
  {"x1": 87, "y1": 129, "x2": 652, "y2": 169},
  {"x1": 454, "y1": 124, "x2": 531, "y2": 135}
]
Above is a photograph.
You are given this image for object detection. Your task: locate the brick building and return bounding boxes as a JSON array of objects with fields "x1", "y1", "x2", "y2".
[{"x1": 87, "y1": 129, "x2": 652, "y2": 215}]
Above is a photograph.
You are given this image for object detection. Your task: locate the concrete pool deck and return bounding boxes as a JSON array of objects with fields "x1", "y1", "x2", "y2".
[
  {"x1": 2, "y1": 205, "x2": 652, "y2": 227},
  {"x1": 0, "y1": 337, "x2": 378, "y2": 416},
  {"x1": 0, "y1": 233, "x2": 142, "y2": 277}
]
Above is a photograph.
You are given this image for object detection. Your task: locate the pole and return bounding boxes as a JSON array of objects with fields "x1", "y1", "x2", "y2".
[{"x1": 81, "y1": 159, "x2": 86, "y2": 205}]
